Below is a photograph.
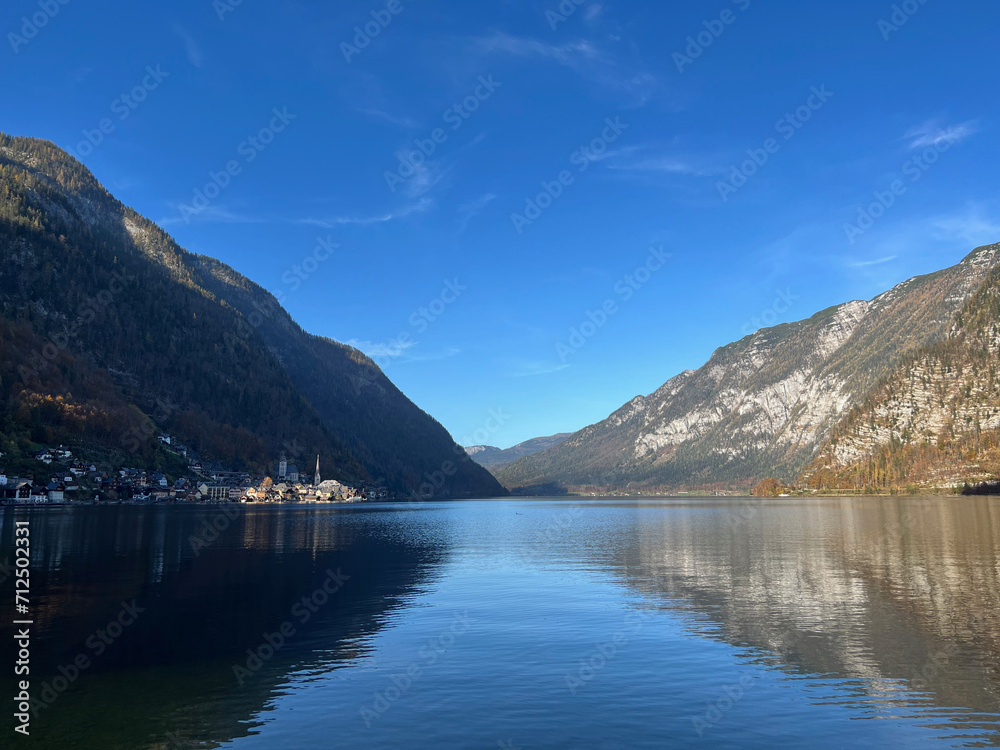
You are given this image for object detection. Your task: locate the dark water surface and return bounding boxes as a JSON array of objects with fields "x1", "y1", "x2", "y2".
[{"x1": 2, "y1": 497, "x2": 1000, "y2": 748}]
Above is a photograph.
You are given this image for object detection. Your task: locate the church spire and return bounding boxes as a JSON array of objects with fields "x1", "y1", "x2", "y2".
[{"x1": 314, "y1": 454, "x2": 321, "y2": 486}]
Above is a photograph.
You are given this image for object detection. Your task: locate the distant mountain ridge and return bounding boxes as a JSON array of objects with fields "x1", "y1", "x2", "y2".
[
  {"x1": 465, "y1": 433, "x2": 572, "y2": 468},
  {"x1": 0, "y1": 134, "x2": 505, "y2": 498},
  {"x1": 495, "y1": 243, "x2": 1000, "y2": 493}
]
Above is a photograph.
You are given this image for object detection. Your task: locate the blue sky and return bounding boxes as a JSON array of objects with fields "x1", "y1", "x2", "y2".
[{"x1": 4, "y1": 0, "x2": 1000, "y2": 448}]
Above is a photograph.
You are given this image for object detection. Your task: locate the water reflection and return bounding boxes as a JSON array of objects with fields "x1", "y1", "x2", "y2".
[
  {"x1": 0, "y1": 505, "x2": 449, "y2": 749},
  {"x1": 1, "y1": 498, "x2": 999, "y2": 748},
  {"x1": 598, "y1": 497, "x2": 1000, "y2": 745}
]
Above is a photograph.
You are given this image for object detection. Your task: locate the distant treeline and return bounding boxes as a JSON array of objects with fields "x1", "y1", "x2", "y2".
[{"x1": 961, "y1": 481, "x2": 1000, "y2": 496}]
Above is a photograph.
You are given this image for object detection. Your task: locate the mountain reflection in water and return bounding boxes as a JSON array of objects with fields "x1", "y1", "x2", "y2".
[{"x1": 1, "y1": 497, "x2": 998, "y2": 749}]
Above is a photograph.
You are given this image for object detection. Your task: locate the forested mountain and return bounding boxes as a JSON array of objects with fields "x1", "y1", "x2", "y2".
[
  {"x1": 465, "y1": 433, "x2": 572, "y2": 469},
  {"x1": 804, "y1": 259, "x2": 1000, "y2": 492},
  {"x1": 0, "y1": 134, "x2": 504, "y2": 497},
  {"x1": 495, "y1": 243, "x2": 1000, "y2": 494}
]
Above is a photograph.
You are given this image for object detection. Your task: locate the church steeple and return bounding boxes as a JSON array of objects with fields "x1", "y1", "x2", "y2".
[{"x1": 314, "y1": 454, "x2": 321, "y2": 486}]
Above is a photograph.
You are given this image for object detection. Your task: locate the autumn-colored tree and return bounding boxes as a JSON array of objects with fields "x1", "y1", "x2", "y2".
[{"x1": 752, "y1": 478, "x2": 784, "y2": 497}]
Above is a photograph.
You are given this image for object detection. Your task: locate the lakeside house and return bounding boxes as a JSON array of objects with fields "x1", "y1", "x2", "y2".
[{"x1": 2, "y1": 444, "x2": 380, "y2": 505}]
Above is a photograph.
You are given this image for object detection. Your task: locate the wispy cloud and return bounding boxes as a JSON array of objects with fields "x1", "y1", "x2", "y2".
[
  {"x1": 904, "y1": 119, "x2": 979, "y2": 150},
  {"x1": 848, "y1": 255, "x2": 897, "y2": 268},
  {"x1": 457, "y1": 192, "x2": 497, "y2": 231},
  {"x1": 71, "y1": 66, "x2": 93, "y2": 83},
  {"x1": 929, "y1": 206, "x2": 1000, "y2": 247},
  {"x1": 348, "y1": 339, "x2": 417, "y2": 360},
  {"x1": 350, "y1": 339, "x2": 462, "y2": 366},
  {"x1": 475, "y1": 33, "x2": 603, "y2": 66},
  {"x1": 158, "y1": 204, "x2": 265, "y2": 227},
  {"x1": 295, "y1": 197, "x2": 433, "y2": 228},
  {"x1": 471, "y1": 32, "x2": 658, "y2": 105},
  {"x1": 510, "y1": 361, "x2": 571, "y2": 378},
  {"x1": 597, "y1": 142, "x2": 723, "y2": 178},
  {"x1": 174, "y1": 26, "x2": 203, "y2": 68},
  {"x1": 607, "y1": 155, "x2": 720, "y2": 177},
  {"x1": 358, "y1": 107, "x2": 419, "y2": 129}
]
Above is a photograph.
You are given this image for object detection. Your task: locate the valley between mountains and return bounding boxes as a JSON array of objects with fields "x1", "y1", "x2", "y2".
[{"x1": 486, "y1": 243, "x2": 1000, "y2": 495}]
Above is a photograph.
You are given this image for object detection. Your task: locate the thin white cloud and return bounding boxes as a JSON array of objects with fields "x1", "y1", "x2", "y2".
[
  {"x1": 158, "y1": 205, "x2": 265, "y2": 227},
  {"x1": 298, "y1": 197, "x2": 433, "y2": 228},
  {"x1": 929, "y1": 206, "x2": 1000, "y2": 247},
  {"x1": 848, "y1": 255, "x2": 897, "y2": 268},
  {"x1": 351, "y1": 340, "x2": 461, "y2": 366},
  {"x1": 905, "y1": 119, "x2": 979, "y2": 150},
  {"x1": 510, "y1": 361, "x2": 571, "y2": 378},
  {"x1": 599, "y1": 143, "x2": 723, "y2": 178},
  {"x1": 348, "y1": 339, "x2": 417, "y2": 360},
  {"x1": 607, "y1": 156, "x2": 720, "y2": 177},
  {"x1": 475, "y1": 33, "x2": 603, "y2": 66},
  {"x1": 174, "y1": 26, "x2": 204, "y2": 68},
  {"x1": 358, "y1": 108, "x2": 419, "y2": 129},
  {"x1": 472, "y1": 32, "x2": 658, "y2": 105},
  {"x1": 457, "y1": 192, "x2": 497, "y2": 231}
]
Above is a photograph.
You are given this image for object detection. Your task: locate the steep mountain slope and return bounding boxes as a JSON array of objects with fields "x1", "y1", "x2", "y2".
[
  {"x1": 465, "y1": 432, "x2": 572, "y2": 469},
  {"x1": 0, "y1": 134, "x2": 504, "y2": 497},
  {"x1": 804, "y1": 261, "x2": 1000, "y2": 491},
  {"x1": 496, "y1": 243, "x2": 1000, "y2": 493}
]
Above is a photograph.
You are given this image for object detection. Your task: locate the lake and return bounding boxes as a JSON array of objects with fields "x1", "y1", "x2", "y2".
[{"x1": 1, "y1": 497, "x2": 999, "y2": 748}]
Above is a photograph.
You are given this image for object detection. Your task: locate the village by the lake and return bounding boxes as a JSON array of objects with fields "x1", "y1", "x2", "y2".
[{"x1": 0, "y1": 433, "x2": 386, "y2": 505}]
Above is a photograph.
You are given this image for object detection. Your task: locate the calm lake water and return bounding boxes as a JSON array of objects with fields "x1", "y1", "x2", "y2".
[{"x1": 2, "y1": 497, "x2": 1000, "y2": 748}]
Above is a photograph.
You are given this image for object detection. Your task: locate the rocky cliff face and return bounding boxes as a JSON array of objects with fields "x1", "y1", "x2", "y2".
[
  {"x1": 496, "y1": 244, "x2": 1000, "y2": 493},
  {"x1": 805, "y1": 255, "x2": 1000, "y2": 491}
]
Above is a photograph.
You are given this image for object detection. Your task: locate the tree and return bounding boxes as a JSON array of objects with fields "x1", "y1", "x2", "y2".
[{"x1": 752, "y1": 478, "x2": 784, "y2": 498}]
